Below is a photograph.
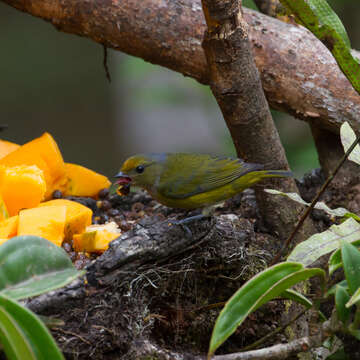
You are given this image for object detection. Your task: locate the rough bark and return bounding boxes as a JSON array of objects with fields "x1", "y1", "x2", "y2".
[
  {"x1": 27, "y1": 211, "x2": 285, "y2": 359},
  {"x1": 1, "y1": 0, "x2": 360, "y2": 132},
  {"x1": 200, "y1": 0, "x2": 314, "y2": 242}
]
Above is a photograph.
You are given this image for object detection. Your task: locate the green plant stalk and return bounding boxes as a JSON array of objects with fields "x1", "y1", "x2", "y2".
[
  {"x1": 351, "y1": 305, "x2": 360, "y2": 330},
  {"x1": 241, "y1": 307, "x2": 309, "y2": 351},
  {"x1": 271, "y1": 133, "x2": 360, "y2": 264}
]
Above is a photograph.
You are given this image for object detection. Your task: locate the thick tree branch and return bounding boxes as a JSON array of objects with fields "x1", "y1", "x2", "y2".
[
  {"x1": 2, "y1": 0, "x2": 360, "y2": 132},
  {"x1": 200, "y1": 0, "x2": 315, "y2": 241}
]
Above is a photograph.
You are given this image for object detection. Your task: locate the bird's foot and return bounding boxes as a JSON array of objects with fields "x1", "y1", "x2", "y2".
[{"x1": 168, "y1": 214, "x2": 210, "y2": 238}]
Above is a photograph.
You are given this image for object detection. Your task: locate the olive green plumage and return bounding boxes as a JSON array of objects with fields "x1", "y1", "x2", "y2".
[{"x1": 116, "y1": 153, "x2": 292, "y2": 210}]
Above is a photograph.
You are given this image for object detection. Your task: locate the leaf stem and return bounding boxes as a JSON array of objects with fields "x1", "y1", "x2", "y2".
[{"x1": 271, "y1": 133, "x2": 360, "y2": 265}]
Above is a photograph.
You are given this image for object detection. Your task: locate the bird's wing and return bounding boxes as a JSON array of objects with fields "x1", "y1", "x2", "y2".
[{"x1": 157, "y1": 154, "x2": 264, "y2": 199}]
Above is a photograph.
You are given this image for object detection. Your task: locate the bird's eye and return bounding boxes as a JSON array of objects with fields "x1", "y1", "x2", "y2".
[{"x1": 135, "y1": 165, "x2": 145, "y2": 174}]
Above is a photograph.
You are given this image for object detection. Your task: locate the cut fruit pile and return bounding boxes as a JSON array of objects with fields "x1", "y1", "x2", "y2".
[{"x1": 0, "y1": 134, "x2": 120, "y2": 253}]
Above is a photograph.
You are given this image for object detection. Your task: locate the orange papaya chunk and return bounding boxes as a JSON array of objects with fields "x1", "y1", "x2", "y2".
[
  {"x1": 0, "y1": 215, "x2": 18, "y2": 238},
  {"x1": 38, "y1": 199, "x2": 93, "y2": 240},
  {"x1": 0, "y1": 140, "x2": 20, "y2": 159},
  {"x1": 0, "y1": 133, "x2": 65, "y2": 198},
  {"x1": 18, "y1": 205, "x2": 66, "y2": 247},
  {"x1": 63, "y1": 163, "x2": 111, "y2": 198},
  {"x1": 0, "y1": 165, "x2": 46, "y2": 216},
  {"x1": 73, "y1": 230, "x2": 119, "y2": 253},
  {"x1": 25, "y1": 133, "x2": 65, "y2": 182},
  {"x1": 0, "y1": 193, "x2": 9, "y2": 221},
  {"x1": 0, "y1": 149, "x2": 51, "y2": 188},
  {"x1": 73, "y1": 222, "x2": 120, "y2": 253}
]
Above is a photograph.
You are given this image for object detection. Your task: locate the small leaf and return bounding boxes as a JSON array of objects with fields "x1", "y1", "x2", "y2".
[
  {"x1": 265, "y1": 189, "x2": 351, "y2": 217},
  {"x1": 0, "y1": 294, "x2": 64, "y2": 360},
  {"x1": 280, "y1": 289, "x2": 313, "y2": 309},
  {"x1": 341, "y1": 241, "x2": 360, "y2": 295},
  {"x1": 340, "y1": 122, "x2": 360, "y2": 165},
  {"x1": 208, "y1": 262, "x2": 324, "y2": 357},
  {"x1": 288, "y1": 218, "x2": 360, "y2": 266},
  {"x1": 327, "y1": 280, "x2": 348, "y2": 297},
  {"x1": 329, "y1": 239, "x2": 360, "y2": 275},
  {"x1": 346, "y1": 287, "x2": 360, "y2": 308},
  {"x1": 0, "y1": 236, "x2": 85, "y2": 300},
  {"x1": 0, "y1": 305, "x2": 36, "y2": 360},
  {"x1": 335, "y1": 285, "x2": 351, "y2": 323}
]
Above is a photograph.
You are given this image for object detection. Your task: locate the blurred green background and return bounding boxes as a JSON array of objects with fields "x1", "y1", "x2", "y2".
[{"x1": 0, "y1": 0, "x2": 359, "y2": 178}]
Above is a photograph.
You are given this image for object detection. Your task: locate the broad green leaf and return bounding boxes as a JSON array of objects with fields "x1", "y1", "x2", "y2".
[
  {"x1": 0, "y1": 294, "x2": 64, "y2": 360},
  {"x1": 340, "y1": 122, "x2": 360, "y2": 165},
  {"x1": 346, "y1": 287, "x2": 360, "y2": 308},
  {"x1": 335, "y1": 285, "x2": 351, "y2": 323},
  {"x1": 0, "y1": 305, "x2": 35, "y2": 360},
  {"x1": 256, "y1": 268, "x2": 325, "y2": 310},
  {"x1": 208, "y1": 262, "x2": 323, "y2": 356},
  {"x1": 329, "y1": 239, "x2": 360, "y2": 275},
  {"x1": 265, "y1": 189, "x2": 350, "y2": 218},
  {"x1": 327, "y1": 280, "x2": 348, "y2": 297},
  {"x1": 288, "y1": 218, "x2": 360, "y2": 266},
  {"x1": 0, "y1": 236, "x2": 85, "y2": 300},
  {"x1": 280, "y1": 289, "x2": 313, "y2": 309},
  {"x1": 341, "y1": 241, "x2": 360, "y2": 295}
]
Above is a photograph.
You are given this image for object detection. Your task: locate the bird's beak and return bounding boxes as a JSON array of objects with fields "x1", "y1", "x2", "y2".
[{"x1": 114, "y1": 172, "x2": 132, "y2": 185}]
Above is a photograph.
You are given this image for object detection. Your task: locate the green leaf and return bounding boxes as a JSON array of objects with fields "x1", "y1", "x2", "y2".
[
  {"x1": 279, "y1": 0, "x2": 360, "y2": 94},
  {"x1": 0, "y1": 236, "x2": 85, "y2": 300},
  {"x1": 265, "y1": 189, "x2": 351, "y2": 218},
  {"x1": 340, "y1": 122, "x2": 360, "y2": 165},
  {"x1": 335, "y1": 285, "x2": 351, "y2": 323},
  {"x1": 0, "y1": 294, "x2": 64, "y2": 359},
  {"x1": 280, "y1": 289, "x2": 313, "y2": 309},
  {"x1": 208, "y1": 262, "x2": 324, "y2": 356},
  {"x1": 341, "y1": 241, "x2": 360, "y2": 295},
  {"x1": 329, "y1": 239, "x2": 360, "y2": 275},
  {"x1": 0, "y1": 305, "x2": 36, "y2": 360},
  {"x1": 288, "y1": 218, "x2": 360, "y2": 266},
  {"x1": 327, "y1": 280, "x2": 348, "y2": 297},
  {"x1": 346, "y1": 287, "x2": 360, "y2": 308}
]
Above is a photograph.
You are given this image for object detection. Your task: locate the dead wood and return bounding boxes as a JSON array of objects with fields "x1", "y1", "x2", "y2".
[{"x1": 27, "y1": 206, "x2": 284, "y2": 359}]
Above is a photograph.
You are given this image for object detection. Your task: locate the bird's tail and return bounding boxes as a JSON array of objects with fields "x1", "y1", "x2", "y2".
[{"x1": 259, "y1": 170, "x2": 293, "y2": 178}]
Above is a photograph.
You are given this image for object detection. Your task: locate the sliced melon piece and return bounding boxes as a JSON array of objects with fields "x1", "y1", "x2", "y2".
[
  {"x1": 62, "y1": 163, "x2": 111, "y2": 198},
  {"x1": 0, "y1": 194, "x2": 8, "y2": 221},
  {"x1": 0, "y1": 215, "x2": 18, "y2": 238},
  {"x1": 0, "y1": 165, "x2": 46, "y2": 216},
  {"x1": 73, "y1": 222, "x2": 120, "y2": 253},
  {"x1": 0, "y1": 133, "x2": 65, "y2": 198},
  {"x1": 18, "y1": 205, "x2": 66, "y2": 247},
  {"x1": 0, "y1": 140, "x2": 20, "y2": 159},
  {"x1": 38, "y1": 199, "x2": 92, "y2": 240}
]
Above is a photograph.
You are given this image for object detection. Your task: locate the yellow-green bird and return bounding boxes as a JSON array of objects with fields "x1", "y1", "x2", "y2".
[{"x1": 115, "y1": 153, "x2": 291, "y2": 213}]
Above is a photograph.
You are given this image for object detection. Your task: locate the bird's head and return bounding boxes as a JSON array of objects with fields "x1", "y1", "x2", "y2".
[{"x1": 115, "y1": 153, "x2": 166, "y2": 191}]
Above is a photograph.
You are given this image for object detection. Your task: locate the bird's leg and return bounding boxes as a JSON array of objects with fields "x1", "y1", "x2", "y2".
[{"x1": 168, "y1": 206, "x2": 214, "y2": 237}]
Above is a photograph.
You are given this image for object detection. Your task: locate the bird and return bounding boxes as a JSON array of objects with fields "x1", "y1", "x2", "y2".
[{"x1": 115, "y1": 153, "x2": 292, "y2": 224}]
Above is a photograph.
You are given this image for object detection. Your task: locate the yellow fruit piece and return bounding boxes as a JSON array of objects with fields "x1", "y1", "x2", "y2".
[
  {"x1": 0, "y1": 133, "x2": 66, "y2": 199},
  {"x1": 18, "y1": 205, "x2": 66, "y2": 247},
  {"x1": 62, "y1": 163, "x2": 111, "y2": 198},
  {"x1": 0, "y1": 165, "x2": 46, "y2": 216},
  {"x1": 38, "y1": 199, "x2": 93, "y2": 240},
  {"x1": 73, "y1": 230, "x2": 119, "y2": 253},
  {"x1": 0, "y1": 215, "x2": 18, "y2": 238},
  {"x1": 0, "y1": 140, "x2": 20, "y2": 159},
  {"x1": 0, "y1": 193, "x2": 9, "y2": 221}
]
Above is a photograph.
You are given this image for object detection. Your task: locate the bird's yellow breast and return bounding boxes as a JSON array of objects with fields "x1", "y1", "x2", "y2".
[{"x1": 150, "y1": 172, "x2": 263, "y2": 209}]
